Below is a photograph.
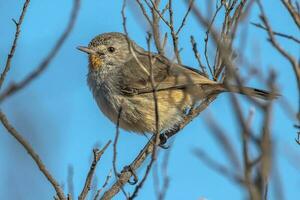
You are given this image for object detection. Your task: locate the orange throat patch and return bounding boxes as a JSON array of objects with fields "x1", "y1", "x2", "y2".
[{"x1": 89, "y1": 55, "x2": 102, "y2": 70}]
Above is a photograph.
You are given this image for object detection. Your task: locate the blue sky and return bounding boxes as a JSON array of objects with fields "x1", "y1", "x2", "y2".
[{"x1": 0, "y1": 0, "x2": 299, "y2": 199}]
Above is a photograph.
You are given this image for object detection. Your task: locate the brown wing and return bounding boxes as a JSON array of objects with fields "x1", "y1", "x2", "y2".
[{"x1": 119, "y1": 53, "x2": 217, "y2": 95}]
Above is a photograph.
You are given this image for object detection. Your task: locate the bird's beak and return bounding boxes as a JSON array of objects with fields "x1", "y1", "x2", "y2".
[{"x1": 77, "y1": 46, "x2": 96, "y2": 54}]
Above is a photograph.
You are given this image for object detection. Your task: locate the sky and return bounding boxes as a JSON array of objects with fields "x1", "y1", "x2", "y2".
[{"x1": 0, "y1": 0, "x2": 299, "y2": 200}]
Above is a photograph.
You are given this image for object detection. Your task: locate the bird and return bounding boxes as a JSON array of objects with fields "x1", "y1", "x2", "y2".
[{"x1": 77, "y1": 32, "x2": 277, "y2": 138}]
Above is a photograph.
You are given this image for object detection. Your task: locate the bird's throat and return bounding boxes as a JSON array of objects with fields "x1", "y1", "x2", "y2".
[{"x1": 89, "y1": 54, "x2": 103, "y2": 70}]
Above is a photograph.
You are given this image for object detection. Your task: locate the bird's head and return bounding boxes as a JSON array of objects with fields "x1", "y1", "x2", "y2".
[{"x1": 77, "y1": 32, "x2": 134, "y2": 71}]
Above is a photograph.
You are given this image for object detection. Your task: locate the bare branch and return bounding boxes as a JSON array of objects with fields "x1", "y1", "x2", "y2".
[
  {"x1": 135, "y1": 0, "x2": 153, "y2": 26},
  {"x1": 257, "y1": 0, "x2": 300, "y2": 115},
  {"x1": 67, "y1": 165, "x2": 74, "y2": 198},
  {"x1": 251, "y1": 22, "x2": 300, "y2": 44},
  {"x1": 149, "y1": 0, "x2": 165, "y2": 55},
  {"x1": 193, "y1": 148, "x2": 244, "y2": 184},
  {"x1": 0, "y1": 111, "x2": 66, "y2": 200},
  {"x1": 129, "y1": 33, "x2": 160, "y2": 200},
  {"x1": 78, "y1": 141, "x2": 111, "y2": 200},
  {"x1": 0, "y1": 0, "x2": 81, "y2": 102},
  {"x1": 281, "y1": 0, "x2": 300, "y2": 29},
  {"x1": 0, "y1": 0, "x2": 30, "y2": 89},
  {"x1": 176, "y1": 0, "x2": 194, "y2": 35},
  {"x1": 168, "y1": 0, "x2": 182, "y2": 64},
  {"x1": 94, "y1": 170, "x2": 113, "y2": 200},
  {"x1": 190, "y1": 35, "x2": 208, "y2": 77}
]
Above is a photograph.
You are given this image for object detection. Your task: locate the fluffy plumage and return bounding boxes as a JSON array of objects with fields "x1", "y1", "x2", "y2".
[{"x1": 78, "y1": 32, "x2": 277, "y2": 134}]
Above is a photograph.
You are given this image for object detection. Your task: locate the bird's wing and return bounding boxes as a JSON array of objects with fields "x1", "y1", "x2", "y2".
[{"x1": 119, "y1": 53, "x2": 217, "y2": 95}]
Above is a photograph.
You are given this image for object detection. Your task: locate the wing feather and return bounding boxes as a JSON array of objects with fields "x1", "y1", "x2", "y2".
[{"x1": 119, "y1": 53, "x2": 216, "y2": 95}]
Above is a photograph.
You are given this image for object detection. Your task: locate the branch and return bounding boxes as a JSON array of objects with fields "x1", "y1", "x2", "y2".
[
  {"x1": 251, "y1": 22, "x2": 300, "y2": 44},
  {"x1": 281, "y1": 0, "x2": 300, "y2": 29},
  {"x1": 168, "y1": 0, "x2": 182, "y2": 64},
  {"x1": 78, "y1": 141, "x2": 111, "y2": 200},
  {"x1": 93, "y1": 170, "x2": 113, "y2": 200},
  {"x1": 0, "y1": 0, "x2": 81, "y2": 102},
  {"x1": 129, "y1": 33, "x2": 160, "y2": 200},
  {"x1": 0, "y1": 110, "x2": 66, "y2": 200},
  {"x1": 176, "y1": 0, "x2": 194, "y2": 35},
  {"x1": 257, "y1": 0, "x2": 300, "y2": 115},
  {"x1": 0, "y1": 0, "x2": 30, "y2": 89},
  {"x1": 100, "y1": 95, "x2": 217, "y2": 200},
  {"x1": 193, "y1": 148, "x2": 244, "y2": 184},
  {"x1": 190, "y1": 35, "x2": 208, "y2": 77},
  {"x1": 135, "y1": 0, "x2": 153, "y2": 26},
  {"x1": 148, "y1": 0, "x2": 165, "y2": 55}
]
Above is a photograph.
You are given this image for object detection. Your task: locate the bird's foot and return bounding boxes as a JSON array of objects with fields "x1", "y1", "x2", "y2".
[
  {"x1": 121, "y1": 165, "x2": 138, "y2": 185},
  {"x1": 158, "y1": 133, "x2": 169, "y2": 149}
]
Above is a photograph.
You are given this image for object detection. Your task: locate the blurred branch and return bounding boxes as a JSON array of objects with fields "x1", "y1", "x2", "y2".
[
  {"x1": 67, "y1": 165, "x2": 74, "y2": 198},
  {"x1": 295, "y1": 125, "x2": 300, "y2": 145},
  {"x1": 281, "y1": 0, "x2": 300, "y2": 29},
  {"x1": 78, "y1": 141, "x2": 111, "y2": 200},
  {"x1": 0, "y1": 0, "x2": 80, "y2": 102},
  {"x1": 205, "y1": 114, "x2": 241, "y2": 170},
  {"x1": 256, "y1": 0, "x2": 300, "y2": 118},
  {"x1": 0, "y1": 0, "x2": 30, "y2": 89},
  {"x1": 251, "y1": 22, "x2": 300, "y2": 44},
  {"x1": 0, "y1": 111, "x2": 67, "y2": 200},
  {"x1": 193, "y1": 148, "x2": 244, "y2": 184}
]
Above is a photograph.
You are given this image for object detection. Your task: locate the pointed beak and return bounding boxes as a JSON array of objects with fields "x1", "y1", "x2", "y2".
[{"x1": 77, "y1": 46, "x2": 96, "y2": 54}]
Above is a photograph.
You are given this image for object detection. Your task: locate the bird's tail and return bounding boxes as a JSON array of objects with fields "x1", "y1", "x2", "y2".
[{"x1": 213, "y1": 84, "x2": 280, "y2": 100}]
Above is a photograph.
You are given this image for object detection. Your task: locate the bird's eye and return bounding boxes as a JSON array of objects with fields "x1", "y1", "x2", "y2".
[{"x1": 107, "y1": 47, "x2": 115, "y2": 53}]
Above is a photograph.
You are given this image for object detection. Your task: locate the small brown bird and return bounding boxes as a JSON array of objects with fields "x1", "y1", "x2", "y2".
[{"x1": 77, "y1": 32, "x2": 276, "y2": 135}]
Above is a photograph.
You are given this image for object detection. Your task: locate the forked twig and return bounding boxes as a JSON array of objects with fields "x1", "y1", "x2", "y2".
[{"x1": 0, "y1": 0, "x2": 30, "y2": 89}]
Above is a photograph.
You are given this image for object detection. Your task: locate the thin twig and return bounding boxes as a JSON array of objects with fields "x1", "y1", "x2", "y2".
[
  {"x1": 135, "y1": 0, "x2": 153, "y2": 26},
  {"x1": 147, "y1": 0, "x2": 165, "y2": 55},
  {"x1": 257, "y1": 0, "x2": 300, "y2": 119},
  {"x1": 67, "y1": 165, "x2": 74, "y2": 198},
  {"x1": 193, "y1": 148, "x2": 244, "y2": 184},
  {"x1": 155, "y1": 141, "x2": 172, "y2": 200},
  {"x1": 78, "y1": 141, "x2": 111, "y2": 200},
  {"x1": 0, "y1": 0, "x2": 81, "y2": 102},
  {"x1": 176, "y1": 0, "x2": 194, "y2": 35},
  {"x1": 0, "y1": 0, "x2": 30, "y2": 89},
  {"x1": 204, "y1": 3, "x2": 223, "y2": 78},
  {"x1": 112, "y1": 107, "x2": 122, "y2": 178},
  {"x1": 251, "y1": 22, "x2": 300, "y2": 44},
  {"x1": 147, "y1": 0, "x2": 171, "y2": 27},
  {"x1": 0, "y1": 111, "x2": 67, "y2": 200},
  {"x1": 112, "y1": 106, "x2": 128, "y2": 198},
  {"x1": 94, "y1": 170, "x2": 113, "y2": 200},
  {"x1": 281, "y1": 0, "x2": 300, "y2": 29},
  {"x1": 168, "y1": 0, "x2": 182, "y2": 64},
  {"x1": 129, "y1": 32, "x2": 160, "y2": 200},
  {"x1": 190, "y1": 35, "x2": 208, "y2": 77}
]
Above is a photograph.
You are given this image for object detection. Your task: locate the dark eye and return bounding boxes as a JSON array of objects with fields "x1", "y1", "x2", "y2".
[{"x1": 107, "y1": 47, "x2": 115, "y2": 53}]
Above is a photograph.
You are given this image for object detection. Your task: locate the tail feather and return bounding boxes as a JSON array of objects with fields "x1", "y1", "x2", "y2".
[{"x1": 217, "y1": 84, "x2": 280, "y2": 100}]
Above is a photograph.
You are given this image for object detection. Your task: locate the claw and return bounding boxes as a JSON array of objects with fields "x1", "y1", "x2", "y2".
[
  {"x1": 159, "y1": 143, "x2": 169, "y2": 149},
  {"x1": 159, "y1": 133, "x2": 168, "y2": 145},
  {"x1": 121, "y1": 165, "x2": 138, "y2": 185}
]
